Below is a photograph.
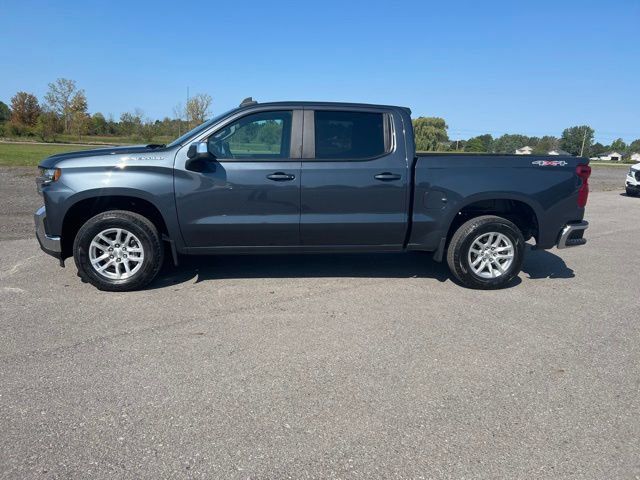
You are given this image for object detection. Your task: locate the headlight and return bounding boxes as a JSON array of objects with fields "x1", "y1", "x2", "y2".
[{"x1": 38, "y1": 168, "x2": 61, "y2": 183}]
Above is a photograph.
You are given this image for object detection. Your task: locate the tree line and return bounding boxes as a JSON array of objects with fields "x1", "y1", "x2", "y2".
[
  {"x1": 0, "y1": 78, "x2": 212, "y2": 143},
  {"x1": 1, "y1": 78, "x2": 638, "y2": 156},
  {"x1": 412, "y1": 118, "x2": 639, "y2": 157}
]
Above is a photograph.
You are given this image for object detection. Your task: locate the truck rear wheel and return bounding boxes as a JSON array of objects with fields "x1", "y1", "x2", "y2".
[
  {"x1": 73, "y1": 210, "x2": 164, "y2": 291},
  {"x1": 446, "y1": 215, "x2": 524, "y2": 289}
]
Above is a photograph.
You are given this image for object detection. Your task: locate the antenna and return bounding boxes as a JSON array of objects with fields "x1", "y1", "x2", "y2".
[{"x1": 240, "y1": 97, "x2": 258, "y2": 107}]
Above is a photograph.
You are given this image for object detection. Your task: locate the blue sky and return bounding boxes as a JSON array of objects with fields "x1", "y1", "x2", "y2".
[{"x1": 1, "y1": 0, "x2": 638, "y2": 143}]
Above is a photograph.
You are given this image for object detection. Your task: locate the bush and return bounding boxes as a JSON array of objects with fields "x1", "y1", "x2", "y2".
[
  {"x1": 35, "y1": 112, "x2": 62, "y2": 142},
  {"x1": 4, "y1": 121, "x2": 35, "y2": 138}
]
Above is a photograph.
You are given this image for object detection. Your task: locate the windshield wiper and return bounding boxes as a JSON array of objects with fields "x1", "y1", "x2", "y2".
[{"x1": 146, "y1": 144, "x2": 166, "y2": 149}]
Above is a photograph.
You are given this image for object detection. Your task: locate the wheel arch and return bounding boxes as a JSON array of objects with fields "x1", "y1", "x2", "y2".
[
  {"x1": 61, "y1": 190, "x2": 171, "y2": 259},
  {"x1": 444, "y1": 194, "x2": 541, "y2": 245}
]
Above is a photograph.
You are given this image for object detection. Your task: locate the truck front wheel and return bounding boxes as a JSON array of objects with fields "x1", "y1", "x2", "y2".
[
  {"x1": 73, "y1": 210, "x2": 164, "y2": 291},
  {"x1": 446, "y1": 215, "x2": 525, "y2": 289}
]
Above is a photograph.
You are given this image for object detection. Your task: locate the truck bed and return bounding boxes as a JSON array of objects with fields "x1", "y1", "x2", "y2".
[{"x1": 408, "y1": 153, "x2": 588, "y2": 252}]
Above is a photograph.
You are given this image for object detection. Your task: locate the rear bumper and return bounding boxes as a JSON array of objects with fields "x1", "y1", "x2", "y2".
[
  {"x1": 557, "y1": 221, "x2": 588, "y2": 249},
  {"x1": 34, "y1": 206, "x2": 62, "y2": 258}
]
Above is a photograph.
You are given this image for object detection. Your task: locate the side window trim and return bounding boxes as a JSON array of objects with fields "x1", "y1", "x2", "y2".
[
  {"x1": 204, "y1": 109, "x2": 302, "y2": 162},
  {"x1": 303, "y1": 109, "x2": 395, "y2": 162},
  {"x1": 383, "y1": 113, "x2": 392, "y2": 152},
  {"x1": 302, "y1": 109, "x2": 315, "y2": 159},
  {"x1": 290, "y1": 110, "x2": 304, "y2": 159}
]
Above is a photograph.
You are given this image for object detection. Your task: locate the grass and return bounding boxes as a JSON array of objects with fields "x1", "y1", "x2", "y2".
[
  {"x1": 0, "y1": 143, "x2": 96, "y2": 167},
  {"x1": 589, "y1": 161, "x2": 635, "y2": 167},
  {"x1": 54, "y1": 134, "x2": 173, "y2": 145},
  {"x1": 1, "y1": 134, "x2": 174, "y2": 146},
  {"x1": 55, "y1": 134, "x2": 129, "y2": 145}
]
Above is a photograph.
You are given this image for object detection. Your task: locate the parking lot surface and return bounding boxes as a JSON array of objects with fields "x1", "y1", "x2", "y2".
[{"x1": 1, "y1": 167, "x2": 639, "y2": 479}]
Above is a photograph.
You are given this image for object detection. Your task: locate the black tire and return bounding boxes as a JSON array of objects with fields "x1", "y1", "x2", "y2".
[
  {"x1": 73, "y1": 210, "x2": 164, "y2": 291},
  {"x1": 446, "y1": 215, "x2": 525, "y2": 289},
  {"x1": 626, "y1": 187, "x2": 639, "y2": 197}
]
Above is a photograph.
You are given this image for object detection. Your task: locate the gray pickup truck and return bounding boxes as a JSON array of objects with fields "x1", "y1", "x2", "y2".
[{"x1": 35, "y1": 99, "x2": 590, "y2": 291}]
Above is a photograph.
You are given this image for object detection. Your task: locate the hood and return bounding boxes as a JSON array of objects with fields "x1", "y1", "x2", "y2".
[{"x1": 39, "y1": 144, "x2": 167, "y2": 168}]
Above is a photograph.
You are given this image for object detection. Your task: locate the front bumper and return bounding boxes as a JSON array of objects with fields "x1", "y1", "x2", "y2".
[
  {"x1": 626, "y1": 181, "x2": 640, "y2": 193},
  {"x1": 34, "y1": 206, "x2": 62, "y2": 258},
  {"x1": 557, "y1": 221, "x2": 588, "y2": 249}
]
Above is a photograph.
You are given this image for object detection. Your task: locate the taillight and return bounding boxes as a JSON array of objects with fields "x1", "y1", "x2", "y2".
[{"x1": 576, "y1": 164, "x2": 591, "y2": 208}]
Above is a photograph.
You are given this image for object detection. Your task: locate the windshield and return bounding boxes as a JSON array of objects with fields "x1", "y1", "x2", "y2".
[{"x1": 165, "y1": 108, "x2": 237, "y2": 148}]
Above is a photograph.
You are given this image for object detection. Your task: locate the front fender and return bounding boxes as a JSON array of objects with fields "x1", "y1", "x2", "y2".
[{"x1": 42, "y1": 165, "x2": 183, "y2": 249}]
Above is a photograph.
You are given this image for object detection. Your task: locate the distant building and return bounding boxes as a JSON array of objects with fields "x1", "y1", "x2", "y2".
[
  {"x1": 515, "y1": 146, "x2": 533, "y2": 155},
  {"x1": 590, "y1": 151, "x2": 624, "y2": 162},
  {"x1": 631, "y1": 153, "x2": 640, "y2": 163},
  {"x1": 548, "y1": 149, "x2": 572, "y2": 156}
]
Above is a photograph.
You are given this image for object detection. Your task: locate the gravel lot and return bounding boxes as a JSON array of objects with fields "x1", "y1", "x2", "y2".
[{"x1": 1, "y1": 166, "x2": 639, "y2": 479}]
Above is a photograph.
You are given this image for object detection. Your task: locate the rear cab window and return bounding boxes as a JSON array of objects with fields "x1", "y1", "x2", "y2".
[{"x1": 314, "y1": 111, "x2": 392, "y2": 160}]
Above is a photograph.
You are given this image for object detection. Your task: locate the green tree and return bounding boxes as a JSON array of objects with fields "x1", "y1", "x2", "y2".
[
  {"x1": 106, "y1": 114, "x2": 119, "y2": 135},
  {"x1": 91, "y1": 112, "x2": 108, "y2": 135},
  {"x1": 464, "y1": 138, "x2": 485, "y2": 152},
  {"x1": 560, "y1": 125, "x2": 594, "y2": 157},
  {"x1": 628, "y1": 139, "x2": 640, "y2": 153},
  {"x1": 492, "y1": 134, "x2": 530, "y2": 154},
  {"x1": 139, "y1": 120, "x2": 157, "y2": 142},
  {"x1": 464, "y1": 134, "x2": 493, "y2": 152},
  {"x1": 528, "y1": 137, "x2": 541, "y2": 149},
  {"x1": 590, "y1": 142, "x2": 606, "y2": 157},
  {"x1": 10, "y1": 91, "x2": 41, "y2": 127},
  {"x1": 69, "y1": 90, "x2": 90, "y2": 138},
  {"x1": 44, "y1": 78, "x2": 86, "y2": 134},
  {"x1": 186, "y1": 93, "x2": 212, "y2": 126},
  {"x1": 35, "y1": 111, "x2": 62, "y2": 141},
  {"x1": 533, "y1": 136, "x2": 560, "y2": 154},
  {"x1": 413, "y1": 117, "x2": 449, "y2": 151},
  {"x1": 257, "y1": 120, "x2": 282, "y2": 147},
  {"x1": 0, "y1": 101, "x2": 10, "y2": 122},
  {"x1": 610, "y1": 138, "x2": 627, "y2": 152},
  {"x1": 449, "y1": 139, "x2": 465, "y2": 151},
  {"x1": 119, "y1": 110, "x2": 143, "y2": 136}
]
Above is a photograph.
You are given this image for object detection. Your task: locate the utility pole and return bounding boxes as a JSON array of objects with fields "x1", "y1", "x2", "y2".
[
  {"x1": 580, "y1": 127, "x2": 588, "y2": 157},
  {"x1": 186, "y1": 86, "x2": 190, "y2": 131}
]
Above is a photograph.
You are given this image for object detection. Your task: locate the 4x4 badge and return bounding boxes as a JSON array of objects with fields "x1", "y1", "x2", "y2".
[{"x1": 532, "y1": 160, "x2": 568, "y2": 167}]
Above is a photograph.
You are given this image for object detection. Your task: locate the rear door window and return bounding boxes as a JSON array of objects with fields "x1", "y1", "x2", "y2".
[{"x1": 314, "y1": 111, "x2": 389, "y2": 160}]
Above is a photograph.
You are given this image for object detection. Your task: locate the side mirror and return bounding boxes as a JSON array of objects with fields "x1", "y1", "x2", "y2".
[
  {"x1": 187, "y1": 141, "x2": 211, "y2": 160},
  {"x1": 186, "y1": 142, "x2": 216, "y2": 172}
]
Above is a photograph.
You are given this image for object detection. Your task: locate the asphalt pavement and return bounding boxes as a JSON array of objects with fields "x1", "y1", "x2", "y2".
[{"x1": 1, "y1": 166, "x2": 639, "y2": 479}]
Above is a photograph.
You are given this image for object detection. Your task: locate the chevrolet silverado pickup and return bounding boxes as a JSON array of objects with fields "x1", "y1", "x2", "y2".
[{"x1": 35, "y1": 99, "x2": 590, "y2": 291}]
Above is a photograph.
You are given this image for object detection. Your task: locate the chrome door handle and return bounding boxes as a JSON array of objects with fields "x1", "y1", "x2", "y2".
[
  {"x1": 374, "y1": 172, "x2": 401, "y2": 181},
  {"x1": 267, "y1": 172, "x2": 296, "y2": 181}
]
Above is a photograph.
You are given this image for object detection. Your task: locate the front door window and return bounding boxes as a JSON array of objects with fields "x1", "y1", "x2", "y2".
[{"x1": 208, "y1": 111, "x2": 292, "y2": 160}]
